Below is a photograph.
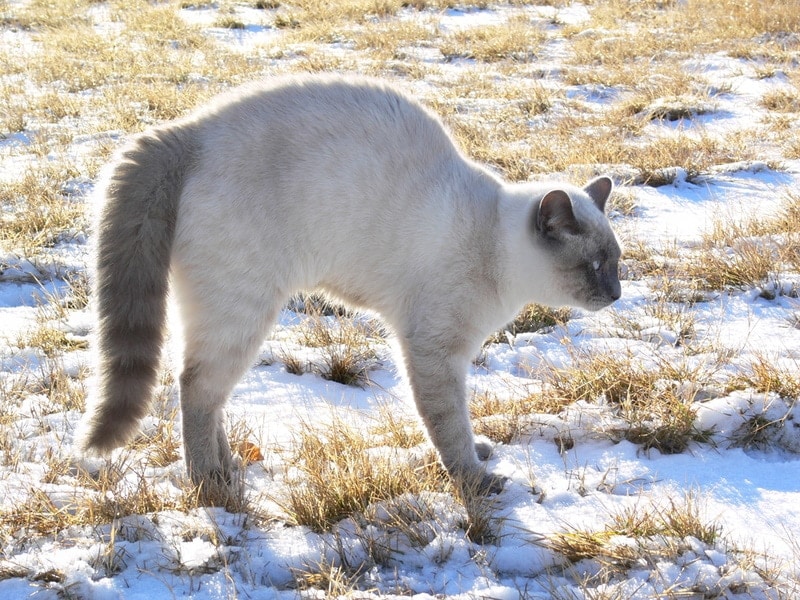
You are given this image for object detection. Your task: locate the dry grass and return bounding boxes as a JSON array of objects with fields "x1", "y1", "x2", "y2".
[
  {"x1": 292, "y1": 312, "x2": 383, "y2": 386},
  {"x1": 290, "y1": 481, "x2": 498, "y2": 592},
  {"x1": 448, "y1": 103, "x2": 756, "y2": 183},
  {"x1": 620, "y1": 191, "x2": 800, "y2": 295},
  {"x1": 689, "y1": 242, "x2": 781, "y2": 293},
  {"x1": 534, "y1": 349, "x2": 716, "y2": 454},
  {"x1": 368, "y1": 404, "x2": 427, "y2": 449},
  {"x1": 469, "y1": 392, "x2": 530, "y2": 445},
  {"x1": 730, "y1": 353, "x2": 800, "y2": 401},
  {"x1": 688, "y1": 191, "x2": 800, "y2": 292},
  {"x1": 1, "y1": 461, "x2": 191, "y2": 538},
  {"x1": 2, "y1": 0, "x2": 790, "y2": 202},
  {"x1": 548, "y1": 488, "x2": 720, "y2": 569},
  {"x1": 487, "y1": 303, "x2": 571, "y2": 344},
  {"x1": 576, "y1": 0, "x2": 800, "y2": 56},
  {"x1": 0, "y1": 162, "x2": 87, "y2": 253},
  {"x1": 276, "y1": 416, "x2": 447, "y2": 532},
  {"x1": 0, "y1": 413, "x2": 247, "y2": 544},
  {"x1": 439, "y1": 14, "x2": 548, "y2": 63},
  {"x1": 469, "y1": 389, "x2": 570, "y2": 445},
  {"x1": 1, "y1": 0, "x2": 799, "y2": 596},
  {"x1": 10, "y1": 0, "x2": 93, "y2": 30},
  {"x1": 292, "y1": 554, "x2": 367, "y2": 596},
  {"x1": 762, "y1": 88, "x2": 800, "y2": 113},
  {"x1": 350, "y1": 18, "x2": 438, "y2": 58}
]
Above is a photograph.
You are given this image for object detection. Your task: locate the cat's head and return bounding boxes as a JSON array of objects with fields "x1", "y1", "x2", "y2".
[{"x1": 531, "y1": 176, "x2": 622, "y2": 311}]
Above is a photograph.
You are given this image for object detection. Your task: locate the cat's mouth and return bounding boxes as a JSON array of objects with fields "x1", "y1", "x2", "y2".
[
  {"x1": 562, "y1": 262, "x2": 622, "y2": 312},
  {"x1": 577, "y1": 298, "x2": 612, "y2": 312},
  {"x1": 581, "y1": 288, "x2": 621, "y2": 311},
  {"x1": 592, "y1": 296, "x2": 618, "y2": 310},
  {"x1": 587, "y1": 271, "x2": 622, "y2": 310}
]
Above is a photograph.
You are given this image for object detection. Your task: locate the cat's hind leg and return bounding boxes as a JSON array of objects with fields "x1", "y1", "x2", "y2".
[{"x1": 172, "y1": 269, "x2": 280, "y2": 495}]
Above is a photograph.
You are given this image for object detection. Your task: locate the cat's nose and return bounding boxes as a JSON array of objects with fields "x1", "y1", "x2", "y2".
[{"x1": 610, "y1": 281, "x2": 621, "y2": 301}]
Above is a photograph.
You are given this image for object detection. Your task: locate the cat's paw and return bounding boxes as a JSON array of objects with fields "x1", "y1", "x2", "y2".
[
  {"x1": 457, "y1": 470, "x2": 507, "y2": 497},
  {"x1": 478, "y1": 472, "x2": 507, "y2": 496},
  {"x1": 192, "y1": 468, "x2": 245, "y2": 508},
  {"x1": 474, "y1": 438, "x2": 494, "y2": 461}
]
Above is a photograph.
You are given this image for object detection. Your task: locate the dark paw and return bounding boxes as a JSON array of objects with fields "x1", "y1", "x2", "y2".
[
  {"x1": 478, "y1": 472, "x2": 507, "y2": 496},
  {"x1": 457, "y1": 470, "x2": 507, "y2": 497},
  {"x1": 188, "y1": 464, "x2": 231, "y2": 487},
  {"x1": 188, "y1": 467, "x2": 243, "y2": 508},
  {"x1": 475, "y1": 439, "x2": 494, "y2": 461}
]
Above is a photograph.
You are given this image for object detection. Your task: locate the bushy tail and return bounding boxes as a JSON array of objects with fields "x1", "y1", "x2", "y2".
[{"x1": 80, "y1": 125, "x2": 197, "y2": 454}]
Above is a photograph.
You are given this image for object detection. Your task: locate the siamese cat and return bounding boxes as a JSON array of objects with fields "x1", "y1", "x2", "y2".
[{"x1": 79, "y1": 74, "x2": 621, "y2": 496}]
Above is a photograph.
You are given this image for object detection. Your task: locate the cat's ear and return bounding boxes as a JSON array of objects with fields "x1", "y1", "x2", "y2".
[
  {"x1": 536, "y1": 189, "x2": 579, "y2": 237},
  {"x1": 584, "y1": 176, "x2": 613, "y2": 213}
]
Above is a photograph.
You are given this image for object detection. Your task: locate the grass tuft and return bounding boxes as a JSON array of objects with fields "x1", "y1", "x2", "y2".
[
  {"x1": 276, "y1": 416, "x2": 447, "y2": 532},
  {"x1": 439, "y1": 15, "x2": 547, "y2": 63},
  {"x1": 730, "y1": 353, "x2": 800, "y2": 401},
  {"x1": 295, "y1": 312, "x2": 382, "y2": 386},
  {"x1": 487, "y1": 303, "x2": 571, "y2": 344},
  {"x1": 293, "y1": 554, "x2": 366, "y2": 596},
  {"x1": 548, "y1": 489, "x2": 720, "y2": 567},
  {"x1": 0, "y1": 162, "x2": 87, "y2": 252},
  {"x1": 536, "y1": 350, "x2": 715, "y2": 454}
]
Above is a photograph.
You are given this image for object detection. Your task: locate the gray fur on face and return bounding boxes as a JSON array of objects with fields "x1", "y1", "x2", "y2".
[{"x1": 529, "y1": 177, "x2": 621, "y2": 311}]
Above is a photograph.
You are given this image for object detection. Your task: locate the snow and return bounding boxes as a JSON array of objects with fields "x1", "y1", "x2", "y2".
[{"x1": 1, "y1": 1, "x2": 800, "y2": 599}]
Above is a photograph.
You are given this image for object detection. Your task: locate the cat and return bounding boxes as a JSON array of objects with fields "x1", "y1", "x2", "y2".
[{"x1": 79, "y1": 74, "x2": 621, "y2": 496}]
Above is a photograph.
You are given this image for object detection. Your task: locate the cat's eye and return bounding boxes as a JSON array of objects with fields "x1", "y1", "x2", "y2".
[{"x1": 592, "y1": 260, "x2": 601, "y2": 271}]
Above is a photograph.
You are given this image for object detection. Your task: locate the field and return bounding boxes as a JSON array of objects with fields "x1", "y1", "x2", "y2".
[{"x1": 1, "y1": 0, "x2": 800, "y2": 598}]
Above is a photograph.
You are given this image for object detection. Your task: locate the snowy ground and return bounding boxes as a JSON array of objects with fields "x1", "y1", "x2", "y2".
[{"x1": 1, "y1": 1, "x2": 799, "y2": 599}]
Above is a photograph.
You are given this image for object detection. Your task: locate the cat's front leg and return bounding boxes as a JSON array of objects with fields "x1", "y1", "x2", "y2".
[{"x1": 400, "y1": 338, "x2": 505, "y2": 495}]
